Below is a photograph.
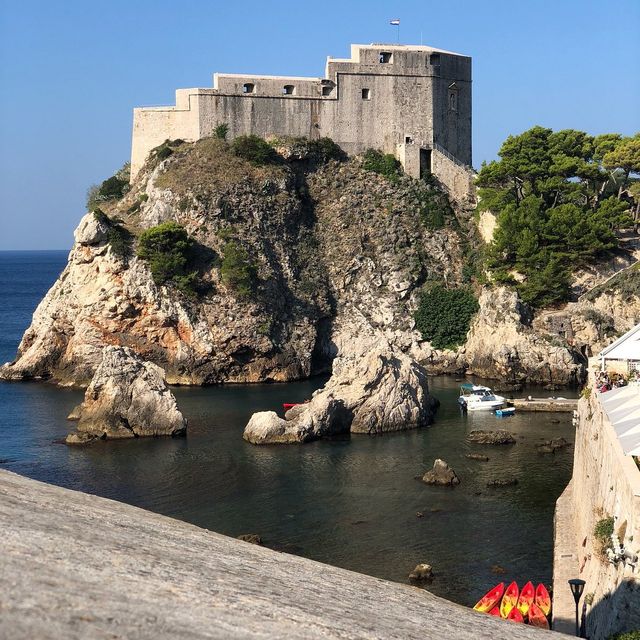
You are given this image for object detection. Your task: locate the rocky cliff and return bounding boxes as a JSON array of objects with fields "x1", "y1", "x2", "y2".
[{"x1": 2, "y1": 136, "x2": 630, "y2": 391}]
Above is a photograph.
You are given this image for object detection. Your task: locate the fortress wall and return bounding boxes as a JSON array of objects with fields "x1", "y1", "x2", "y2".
[
  {"x1": 130, "y1": 44, "x2": 473, "y2": 195},
  {"x1": 131, "y1": 90, "x2": 201, "y2": 177},
  {"x1": 431, "y1": 148, "x2": 476, "y2": 203},
  {"x1": 553, "y1": 385, "x2": 640, "y2": 639}
]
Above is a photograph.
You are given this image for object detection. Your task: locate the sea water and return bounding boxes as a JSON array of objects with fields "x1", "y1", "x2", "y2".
[{"x1": 0, "y1": 251, "x2": 575, "y2": 605}]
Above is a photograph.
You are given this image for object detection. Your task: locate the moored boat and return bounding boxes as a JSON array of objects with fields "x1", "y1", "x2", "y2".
[
  {"x1": 528, "y1": 602, "x2": 550, "y2": 629},
  {"x1": 488, "y1": 606, "x2": 501, "y2": 617},
  {"x1": 473, "y1": 582, "x2": 505, "y2": 613},
  {"x1": 495, "y1": 406, "x2": 515, "y2": 417},
  {"x1": 535, "y1": 583, "x2": 551, "y2": 617},
  {"x1": 500, "y1": 581, "x2": 519, "y2": 619},
  {"x1": 517, "y1": 580, "x2": 535, "y2": 616},
  {"x1": 459, "y1": 383, "x2": 506, "y2": 411}
]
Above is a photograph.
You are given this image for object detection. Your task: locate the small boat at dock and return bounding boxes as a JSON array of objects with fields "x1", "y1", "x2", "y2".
[
  {"x1": 472, "y1": 582, "x2": 505, "y2": 613},
  {"x1": 459, "y1": 384, "x2": 506, "y2": 411},
  {"x1": 495, "y1": 406, "x2": 515, "y2": 417}
]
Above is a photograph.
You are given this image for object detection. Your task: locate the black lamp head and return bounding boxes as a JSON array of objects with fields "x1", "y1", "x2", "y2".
[{"x1": 568, "y1": 578, "x2": 586, "y2": 603}]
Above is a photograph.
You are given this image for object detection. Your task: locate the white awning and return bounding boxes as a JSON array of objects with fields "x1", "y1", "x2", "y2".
[
  {"x1": 600, "y1": 323, "x2": 640, "y2": 361},
  {"x1": 599, "y1": 385, "x2": 640, "y2": 456}
]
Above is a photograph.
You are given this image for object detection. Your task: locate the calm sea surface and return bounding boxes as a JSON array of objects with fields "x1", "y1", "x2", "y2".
[{"x1": 0, "y1": 251, "x2": 576, "y2": 606}]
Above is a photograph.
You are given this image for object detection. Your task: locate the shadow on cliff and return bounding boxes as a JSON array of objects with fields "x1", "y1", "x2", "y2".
[{"x1": 572, "y1": 577, "x2": 640, "y2": 639}]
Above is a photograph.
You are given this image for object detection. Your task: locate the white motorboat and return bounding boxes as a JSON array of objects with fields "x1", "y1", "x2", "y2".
[{"x1": 458, "y1": 383, "x2": 506, "y2": 411}]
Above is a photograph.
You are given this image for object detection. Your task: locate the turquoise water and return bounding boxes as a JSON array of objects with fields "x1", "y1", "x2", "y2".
[{"x1": 0, "y1": 251, "x2": 575, "y2": 606}]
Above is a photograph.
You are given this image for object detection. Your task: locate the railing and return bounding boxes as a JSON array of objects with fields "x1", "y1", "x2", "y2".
[{"x1": 431, "y1": 142, "x2": 473, "y2": 171}]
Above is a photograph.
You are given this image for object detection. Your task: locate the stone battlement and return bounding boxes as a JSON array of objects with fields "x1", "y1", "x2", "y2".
[{"x1": 131, "y1": 43, "x2": 473, "y2": 198}]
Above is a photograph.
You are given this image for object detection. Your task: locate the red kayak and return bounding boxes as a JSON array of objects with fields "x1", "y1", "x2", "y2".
[
  {"x1": 528, "y1": 602, "x2": 550, "y2": 629},
  {"x1": 473, "y1": 583, "x2": 505, "y2": 613},
  {"x1": 517, "y1": 581, "x2": 535, "y2": 616},
  {"x1": 535, "y1": 583, "x2": 551, "y2": 617},
  {"x1": 507, "y1": 607, "x2": 524, "y2": 623},
  {"x1": 488, "y1": 606, "x2": 501, "y2": 617},
  {"x1": 283, "y1": 403, "x2": 303, "y2": 411}
]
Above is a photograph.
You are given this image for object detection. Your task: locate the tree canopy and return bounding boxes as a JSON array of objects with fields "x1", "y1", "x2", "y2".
[{"x1": 478, "y1": 127, "x2": 637, "y2": 307}]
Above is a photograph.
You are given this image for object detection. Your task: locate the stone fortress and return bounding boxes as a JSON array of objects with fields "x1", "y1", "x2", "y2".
[{"x1": 131, "y1": 44, "x2": 474, "y2": 201}]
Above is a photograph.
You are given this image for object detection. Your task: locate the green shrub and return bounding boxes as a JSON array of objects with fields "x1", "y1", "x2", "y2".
[
  {"x1": 594, "y1": 516, "x2": 615, "y2": 559},
  {"x1": 86, "y1": 163, "x2": 131, "y2": 209},
  {"x1": 307, "y1": 137, "x2": 346, "y2": 162},
  {"x1": 231, "y1": 135, "x2": 280, "y2": 166},
  {"x1": 416, "y1": 188, "x2": 453, "y2": 230},
  {"x1": 92, "y1": 210, "x2": 132, "y2": 258},
  {"x1": 220, "y1": 239, "x2": 257, "y2": 298},
  {"x1": 607, "y1": 631, "x2": 640, "y2": 640},
  {"x1": 581, "y1": 308, "x2": 616, "y2": 337},
  {"x1": 362, "y1": 149, "x2": 402, "y2": 181},
  {"x1": 137, "y1": 222, "x2": 199, "y2": 296},
  {"x1": 414, "y1": 284, "x2": 479, "y2": 350},
  {"x1": 214, "y1": 123, "x2": 229, "y2": 140}
]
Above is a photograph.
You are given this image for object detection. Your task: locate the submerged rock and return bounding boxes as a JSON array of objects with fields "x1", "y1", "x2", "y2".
[
  {"x1": 408, "y1": 563, "x2": 433, "y2": 580},
  {"x1": 465, "y1": 453, "x2": 489, "y2": 461},
  {"x1": 422, "y1": 459, "x2": 460, "y2": 486},
  {"x1": 537, "y1": 437, "x2": 571, "y2": 453},
  {"x1": 467, "y1": 429, "x2": 516, "y2": 445},
  {"x1": 487, "y1": 476, "x2": 518, "y2": 487},
  {"x1": 237, "y1": 534, "x2": 263, "y2": 545},
  {"x1": 66, "y1": 346, "x2": 187, "y2": 444},
  {"x1": 244, "y1": 347, "x2": 438, "y2": 444}
]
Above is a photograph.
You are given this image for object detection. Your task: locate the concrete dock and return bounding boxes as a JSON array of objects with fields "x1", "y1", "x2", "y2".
[
  {"x1": 0, "y1": 470, "x2": 559, "y2": 639},
  {"x1": 511, "y1": 397, "x2": 578, "y2": 412}
]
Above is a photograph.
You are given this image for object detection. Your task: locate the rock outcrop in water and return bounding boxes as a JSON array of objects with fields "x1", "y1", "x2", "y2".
[
  {"x1": 421, "y1": 459, "x2": 460, "y2": 486},
  {"x1": 66, "y1": 346, "x2": 186, "y2": 443},
  {"x1": 243, "y1": 347, "x2": 438, "y2": 444}
]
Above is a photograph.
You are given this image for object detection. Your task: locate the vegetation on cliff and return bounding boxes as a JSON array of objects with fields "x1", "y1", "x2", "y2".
[
  {"x1": 478, "y1": 127, "x2": 637, "y2": 307},
  {"x1": 414, "y1": 284, "x2": 479, "y2": 350},
  {"x1": 136, "y1": 222, "x2": 200, "y2": 296}
]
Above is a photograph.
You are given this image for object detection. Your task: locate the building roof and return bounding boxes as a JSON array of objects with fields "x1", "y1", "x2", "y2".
[
  {"x1": 600, "y1": 323, "x2": 640, "y2": 360},
  {"x1": 599, "y1": 384, "x2": 640, "y2": 456}
]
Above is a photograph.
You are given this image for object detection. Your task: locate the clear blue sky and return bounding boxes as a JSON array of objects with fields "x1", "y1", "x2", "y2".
[{"x1": 0, "y1": 0, "x2": 638, "y2": 250}]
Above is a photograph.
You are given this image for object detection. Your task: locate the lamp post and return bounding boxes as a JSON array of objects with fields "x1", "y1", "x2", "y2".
[{"x1": 568, "y1": 579, "x2": 586, "y2": 637}]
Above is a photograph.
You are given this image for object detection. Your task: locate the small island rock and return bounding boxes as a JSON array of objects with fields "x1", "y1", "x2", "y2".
[
  {"x1": 66, "y1": 346, "x2": 187, "y2": 444},
  {"x1": 422, "y1": 459, "x2": 460, "y2": 486},
  {"x1": 465, "y1": 453, "x2": 489, "y2": 461},
  {"x1": 409, "y1": 563, "x2": 433, "y2": 580},
  {"x1": 487, "y1": 476, "x2": 519, "y2": 487}
]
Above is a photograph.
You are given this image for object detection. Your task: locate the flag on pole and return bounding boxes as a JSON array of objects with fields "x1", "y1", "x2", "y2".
[{"x1": 390, "y1": 19, "x2": 400, "y2": 25}]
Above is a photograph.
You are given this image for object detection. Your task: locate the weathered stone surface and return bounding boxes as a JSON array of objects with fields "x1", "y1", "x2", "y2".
[
  {"x1": 467, "y1": 429, "x2": 516, "y2": 445},
  {"x1": 422, "y1": 459, "x2": 460, "y2": 486},
  {"x1": 0, "y1": 469, "x2": 552, "y2": 639},
  {"x1": 461, "y1": 287, "x2": 584, "y2": 386},
  {"x1": 244, "y1": 347, "x2": 438, "y2": 444},
  {"x1": 66, "y1": 346, "x2": 186, "y2": 443},
  {"x1": 409, "y1": 563, "x2": 434, "y2": 580}
]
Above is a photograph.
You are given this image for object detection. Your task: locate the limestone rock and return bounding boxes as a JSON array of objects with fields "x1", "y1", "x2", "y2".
[
  {"x1": 408, "y1": 563, "x2": 433, "y2": 580},
  {"x1": 65, "y1": 346, "x2": 187, "y2": 443},
  {"x1": 422, "y1": 459, "x2": 460, "y2": 486},
  {"x1": 243, "y1": 347, "x2": 437, "y2": 444},
  {"x1": 452, "y1": 286, "x2": 584, "y2": 386},
  {"x1": 74, "y1": 212, "x2": 109, "y2": 246},
  {"x1": 467, "y1": 429, "x2": 516, "y2": 445}
]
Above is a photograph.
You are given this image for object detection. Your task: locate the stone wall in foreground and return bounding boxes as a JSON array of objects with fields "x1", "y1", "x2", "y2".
[
  {"x1": 0, "y1": 469, "x2": 553, "y2": 639},
  {"x1": 554, "y1": 382, "x2": 640, "y2": 639}
]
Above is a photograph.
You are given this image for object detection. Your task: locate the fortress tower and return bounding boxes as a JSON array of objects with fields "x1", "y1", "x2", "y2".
[{"x1": 131, "y1": 44, "x2": 473, "y2": 200}]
